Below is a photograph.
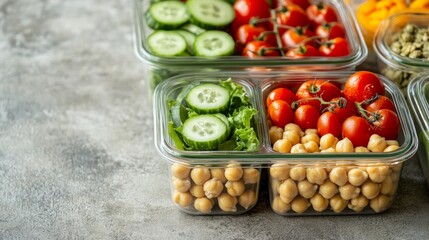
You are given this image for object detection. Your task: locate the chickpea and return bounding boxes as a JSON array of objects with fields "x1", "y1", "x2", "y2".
[
  {"x1": 361, "y1": 181, "x2": 381, "y2": 200},
  {"x1": 203, "y1": 178, "x2": 224, "y2": 198},
  {"x1": 370, "y1": 194, "x2": 390, "y2": 213},
  {"x1": 280, "y1": 194, "x2": 294, "y2": 204},
  {"x1": 367, "y1": 134, "x2": 387, "y2": 152},
  {"x1": 210, "y1": 168, "x2": 227, "y2": 183},
  {"x1": 273, "y1": 138, "x2": 292, "y2": 153},
  {"x1": 271, "y1": 178, "x2": 281, "y2": 195},
  {"x1": 319, "y1": 134, "x2": 339, "y2": 150},
  {"x1": 355, "y1": 146, "x2": 370, "y2": 153},
  {"x1": 225, "y1": 163, "x2": 243, "y2": 181},
  {"x1": 271, "y1": 196, "x2": 291, "y2": 214},
  {"x1": 388, "y1": 180, "x2": 399, "y2": 196},
  {"x1": 284, "y1": 123, "x2": 304, "y2": 136},
  {"x1": 380, "y1": 175, "x2": 393, "y2": 195},
  {"x1": 348, "y1": 169, "x2": 369, "y2": 186},
  {"x1": 239, "y1": 190, "x2": 257, "y2": 209},
  {"x1": 289, "y1": 166, "x2": 306, "y2": 181},
  {"x1": 330, "y1": 194, "x2": 348, "y2": 213},
  {"x1": 304, "y1": 141, "x2": 320, "y2": 153},
  {"x1": 384, "y1": 145, "x2": 399, "y2": 152},
  {"x1": 269, "y1": 126, "x2": 284, "y2": 145},
  {"x1": 335, "y1": 137, "x2": 354, "y2": 153},
  {"x1": 291, "y1": 143, "x2": 308, "y2": 153},
  {"x1": 390, "y1": 171, "x2": 399, "y2": 183},
  {"x1": 243, "y1": 168, "x2": 260, "y2": 184},
  {"x1": 171, "y1": 163, "x2": 191, "y2": 179},
  {"x1": 329, "y1": 167, "x2": 348, "y2": 187},
  {"x1": 348, "y1": 195, "x2": 369, "y2": 212},
  {"x1": 310, "y1": 193, "x2": 329, "y2": 212},
  {"x1": 278, "y1": 178, "x2": 298, "y2": 199},
  {"x1": 225, "y1": 180, "x2": 245, "y2": 197},
  {"x1": 194, "y1": 197, "x2": 214, "y2": 213},
  {"x1": 391, "y1": 163, "x2": 402, "y2": 172},
  {"x1": 306, "y1": 167, "x2": 327, "y2": 185},
  {"x1": 319, "y1": 179, "x2": 338, "y2": 199},
  {"x1": 291, "y1": 196, "x2": 310, "y2": 213},
  {"x1": 269, "y1": 163, "x2": 290, "y2": 180},
  {"x1": 173, "y1": 191, "x2": 193, "y2": 208},
  {"x1": 283, "y1": 130, "x2": 301, "y2": 146},
  {"x1": 218, "y1": 193, "x2": 238, "y2": 212},
  {"x1": 190, "y1": 166, "x2": 211, "y2": 185},
  {"x1": 386, "y1": 140, "x2": 399, "y2": 146},
  {"x1": 305, "y1": 129, "x2": 318, "y2": 136},
  {"x1": 189, "y1": 184, "x2": 205, "y2": 198},
  {"x1": 321, "y1": 147, "x2": 336, "y2": 153},
  {"x1": 172, "y1": 177, "x2": 192, "y2": 193},
  {"x1": 339, "y1": 183, "x2": 361, "y2": 200},
  {"x1": 298, "y1": 180, "x2": 318, "y2": 199},
  {"x1": 367, "y1": 166, "x2": 389, "y2": 183},
  {"x1": 301, "y1": 134, "x2": 320, "y2": 145}
]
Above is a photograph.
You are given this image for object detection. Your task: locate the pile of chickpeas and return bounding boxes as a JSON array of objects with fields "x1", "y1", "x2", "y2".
[
  {"x1": 268, "y1": 123, "x2": 403, "y2": 214},
  {"x1": 171, "y1": 162, "x2": 260, "y2": 214}
]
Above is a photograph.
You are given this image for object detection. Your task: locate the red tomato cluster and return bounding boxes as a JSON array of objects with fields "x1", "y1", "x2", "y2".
[
  {"x1": 266, "y1": 71, "x2": 400, "y2": 147},
  {"x1": 232, "y1": 0, "x2": 350, "y2": 58}
]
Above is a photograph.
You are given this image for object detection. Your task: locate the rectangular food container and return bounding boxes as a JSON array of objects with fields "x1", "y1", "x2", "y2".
[
  {"x1": 153, "y1": 71, "x2": 417, "y2": 215},
  {"x1": 374, "y1": 12, "x2": 429, "y2": 96},
  {"x1": 134, "y1": 0, "x2": 367, "y2": 94},
  {"x1": 408, "y1": 74, "x2": 429, "y2": 188}
]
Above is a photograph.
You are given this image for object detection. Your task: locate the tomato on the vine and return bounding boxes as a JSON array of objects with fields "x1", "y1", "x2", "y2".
[
  {"x1": 268, "y1": 100, "x2": 294, "y2": 128},
  {"x1": 243, "y1": 40, "x2": 280, "y2": 57},
  {"x1": 315, "y1": 22, "x2": 346, "y2": 40},
  {"x1": 286, "y1": 44, "x2": 320, "y2": 57},
  {"x1": 235, "y1": 24, "x2": 277, "y2": 53},
  {"x1": 343, "y1": 71, "x2": 386, "y2": 103},
  {"x1": 294, "y1": 104, "x2": 320, "y2": 130},
  {"x1": 295, "y1": 79, "x2": 342, "y2": 110},
  {"x1": 273, "y1": 0, "x2": 311, "y2": 10},
  {"x1": 365, "y1": 95, "x2": 396, "y2": 113},
  {"x1": 276, "y1": 4, "x2": 310, "y2": 35},
  {"x1": 328, "y1": 97, "x2": 357, "y2": 122},
  {"x1": 281, "y1": 27, "x2": 314, "y2": 48},
  {"x1": 342, "y1": 116, "x2": 373, "y2": 147},
  {"x1": 371, "y1": 109, "x2": 400, "y2": 140},
  {"x1": 231, "y1": 0, "x2": 271, "y2": 34},
  {"x1": 317, "y1": 111, "x2": 342, "y2": 138},
  {"x1": 306, "y1": 2, "x2": 338, "y2": 28},
  {"x1": 319, "y1": 37, "x2": 351, "y2": 57},
  {"x1": 266, "y1": 87, "x2": 296, "y2": 108}
]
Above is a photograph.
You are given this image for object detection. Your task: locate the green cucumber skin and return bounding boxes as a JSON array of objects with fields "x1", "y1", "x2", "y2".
[
  {"x1": 181, "y1": 24, "x2": 206, "y2": 35},
  {"x1": 171, "y1": 104, "x2": 188, "y2": 128},
  {"x1": 181, "y1": 115, "x2": 228, "y2": 151},
  {"x1": 145, "y1": 1, "x2": 189, "y2": 30},
  {"x1": 213, "y1": 113, "x2": 231, "y2": 138},
  {"x1": 175, "y1": 30, "x2": 196, "y2": 55}
]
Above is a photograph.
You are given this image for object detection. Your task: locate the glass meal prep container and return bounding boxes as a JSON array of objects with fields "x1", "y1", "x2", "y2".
[
  {"x1": 374, "y1": 12, "x2": 429, "y2": 96},
  {"x1": 153, "y1": 71, "x2": 417, "y2": 215},
  {"x1": 408, "y1": 74, "x2": 429, "y2": 188},
  {"x1": 134, "y1": 0, "x2": 368, "y2": 93}
]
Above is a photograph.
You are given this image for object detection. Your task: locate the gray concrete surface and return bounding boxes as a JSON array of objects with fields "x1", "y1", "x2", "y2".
[{"x1": 1, "y1": 0, "x2": 429, "y2": 239}]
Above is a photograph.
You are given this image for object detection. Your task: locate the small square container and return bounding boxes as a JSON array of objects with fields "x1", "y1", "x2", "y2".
[
  {"x1": 134, "y1": 0, "x2": 367, "y2": 93},
  {"x1": 408, "y1": 74, "x2": 429, "y2": 188},
  {"x1": 374, "y1": 12, "x2": 429, "y2": 96}
]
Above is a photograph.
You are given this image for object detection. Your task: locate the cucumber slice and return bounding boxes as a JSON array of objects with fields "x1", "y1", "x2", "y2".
[
  {"x1": 181, "y1": 114, "x2": 228, "y2": 150},
  {"x1": 185, "y1": 83, "x2": 230, "y2": 114},
  {"x1": 181, "y1": 23, "x2": 206, "y2": 35},
  {"x1": 194, "y1": 31, "x2": 235, "y2": 57},
  {"x1": 147, "y1": 30, "x2": 187, "y2": 57},
  {"x1": 213, "y1": 113, "x2": 231, "y2": 138},
  {"x1": 187, "y1": 0, "x2": 235, "y2": 30},
  {"x1": 171, "y1": 104, "x2": 188, "y2": 128},
  {"x1": 175, "y1": 30, "x2": 196, "y2": 55},
  {"x1": 145, "y1": 1, "x2": 189, "y2": 30}
]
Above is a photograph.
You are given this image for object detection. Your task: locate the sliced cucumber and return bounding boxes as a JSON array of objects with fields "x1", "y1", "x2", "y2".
[
  {"x1": 213, "y1": 113, "x2": 231, "y2": 138},
  {"x1": 147, "y1": 30, "x2": 187, "y2": 57},
  {"x1": 181, "y1": 23, "x2": 206, "y2": 35},
  {"x1": 185, "y1": 83, "x2": 230, "y2": 114},
  {"x1": 145, "y1": 1, "x2": 189, "y2": 30},
  {"x1": 171, "y1": 104, "x2": 188, "y2": 128},
  {"x1": 187, "y1": 0, "x2": 235, "y2": 30},
  {"x1": 194, "y1": 31, "x2": 235, "y2": 57},
  {"x1": 181, "y1": 114, "x2": 228, "y2": 150},
  {"x1": 175, "y1": 30, "x2": 196, "y2": 55}
]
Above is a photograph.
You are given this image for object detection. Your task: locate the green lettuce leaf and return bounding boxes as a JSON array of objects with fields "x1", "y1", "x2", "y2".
[{"x1": 233, "y1": 127, "x2": 260, "y2": 151}]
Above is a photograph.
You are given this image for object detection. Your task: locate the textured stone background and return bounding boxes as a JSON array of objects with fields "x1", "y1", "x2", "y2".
[{"x1": 1, "y1": 0, "x2": 429, "y2": 239}]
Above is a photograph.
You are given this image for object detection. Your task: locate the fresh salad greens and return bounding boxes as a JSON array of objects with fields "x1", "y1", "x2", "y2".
[{"x1": 168, "y1": 78, "x2": 259, "y2": 151}]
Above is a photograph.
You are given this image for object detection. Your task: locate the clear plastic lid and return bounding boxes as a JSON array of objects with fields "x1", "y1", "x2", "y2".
[
  {"x1": 134, "y1": 0, "x2": 367, "y2": 69},
  {"x1": 153, "y1": 71, "x2": 417, "y2": 167},
  {"x1": 408, "y1": 74, "x2": 429, "y2": 143}
]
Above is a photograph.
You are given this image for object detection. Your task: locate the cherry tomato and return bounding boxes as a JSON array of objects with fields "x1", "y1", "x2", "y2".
[
  {"x1": 319, "y1": 37, "x2": 351, "y2": 57},
  {"x1": 342, "y1": 116, "x2": 373, "y2": 147},
  {"x1": 235, "y1": 24, "x2": 277, "y2": 53},
  {"x1": 306, "y1": 3, "x2": 338, "y2": 28},
  {"x1": 266, "y1": 87, "x2": 296, "y2": 108},
  {"x1": 315, "y1": 22, "x2": 346, "y2": 40},
  {"x1": 365, "y1": 95, "x2": 396, "y2": 113},
  {"x1": 231, "y1": 0, "x2": 271, "y2": 34},
  {"x1": 281, "y1": 27, "x2": 314, "y2": 48},
  {"x1": 268, "y1": 100, "x2": 294, "y2": 128},
  {"x1": 317, "y1": 111, "x2": 342, "y2": 138},
  {"x1": 328, "y1": 97, "x2": 357, "y2": 122},
  {"x1": 295, "y1": 79, "x2": 342, "y2": 110},
  {"x1": 343, "y1": 71, "x2": 386, "y2": 103},
  {"x1": 243, "y1": 41, "x2": 280, "y2": 57},
  {"x1": 278, "y1": 0, "x2": 311, "y2": 10},
  {"x1": 371, "y1": 109, "x2": 400, "y2": 140},
  {"x1": 294, "y1": 105, "x2": 320, "y2": 130},
  {"x1": 286, "y1": 44, "x2": 320, "y2": 57},
  {"x1": 276, "y1": 4, "x2": 310, "y2": 35}
]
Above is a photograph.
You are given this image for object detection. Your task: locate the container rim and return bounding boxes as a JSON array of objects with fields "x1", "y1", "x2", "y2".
[
  {"x1": 133, "y1": 0, "x2": 368, "y2": 68},
  {"x1": 153, "y1": 71, "x2": 418, "y2": 167},
  {"x1": 408, "y1": 73, "x2": 429, "y2": 142}
]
